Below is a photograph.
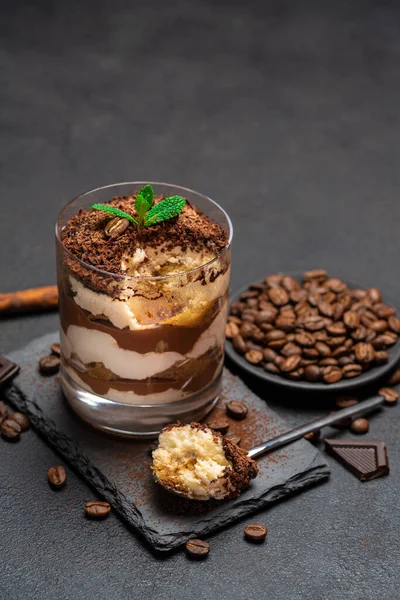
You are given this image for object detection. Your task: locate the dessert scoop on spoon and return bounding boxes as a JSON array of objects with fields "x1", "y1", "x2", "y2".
[{"x1": 151, "y1": 395, "x2": 385, "y2": 501}]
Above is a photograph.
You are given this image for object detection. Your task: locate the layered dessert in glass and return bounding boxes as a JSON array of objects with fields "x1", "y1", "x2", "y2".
[{"x1": 55, "y1": 183, "x2": 232, "y2": 437}]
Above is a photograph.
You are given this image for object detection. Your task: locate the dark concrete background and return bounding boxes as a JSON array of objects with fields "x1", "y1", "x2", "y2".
[{"x1": 1, "y1": 1, "x2": 400, "y2": 598}]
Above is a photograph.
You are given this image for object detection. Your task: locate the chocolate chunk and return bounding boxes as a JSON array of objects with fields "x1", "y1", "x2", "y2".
[
  {"x1": 244, "y1": 523, "x2": 268, "y2": 542},
  {"x1": 185, "y1": 539, "x2": 210, "y2": 558},
  {"x1": 225, "y1": 400, "x2": 248, "y2": 420},
  {"x1": 0, "y1": 357, "x2": 20, "y2": 387},
  {"x1": 325, "y1": 439, "x2": 389, "y2": 481}
]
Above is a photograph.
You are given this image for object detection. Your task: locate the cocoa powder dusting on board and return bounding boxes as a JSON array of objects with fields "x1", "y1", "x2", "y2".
[{"x1": 61, "y1": 193, "x2": 228, "y2": 275}]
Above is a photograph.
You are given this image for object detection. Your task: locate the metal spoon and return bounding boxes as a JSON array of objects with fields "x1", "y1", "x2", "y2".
[{"x1": 154, "y1": 395, "x2": 385, "y2": 498}]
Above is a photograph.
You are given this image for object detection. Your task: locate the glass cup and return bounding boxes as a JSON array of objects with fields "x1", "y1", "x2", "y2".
[{"x1": 55, "y1": 182, "x2": 232, "y2": 437}]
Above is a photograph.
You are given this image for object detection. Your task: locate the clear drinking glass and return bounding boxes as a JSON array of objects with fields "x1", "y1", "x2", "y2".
[{"x1": 55, "y1": 182, "x2": 232, "y2": 437}]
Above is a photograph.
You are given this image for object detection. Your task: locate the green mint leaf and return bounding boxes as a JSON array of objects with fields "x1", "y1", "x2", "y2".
[
  {"x1": 138, "y1": 184, "x2": 154, "y2": 210},
  {"x1": 144, "y1": 196, "x2": 186, "y2": 227},
  {"x1": 91, "y1": 203, "x2": 138, "y2": 224}
]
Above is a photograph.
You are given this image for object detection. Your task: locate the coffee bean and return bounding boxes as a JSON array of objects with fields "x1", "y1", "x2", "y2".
[
  {"x1": 286, "y1": 367, "x2": 304, "y2": 380},
  {"x1": 364, "y1": 329, "x2": 377, "y2": 343},
  {"x1": 249, "y1": 282, "x2": 265, "y2": 292},
  {"x1": 350, "y1": 418, "x2": 369, "y2": 434},
  {"x1": 264, "y1": 274, "x2": 283, "y2": 288},
  {"x1": 354, "y1": 342, "x2": 375, "y2": 364},
  {"x1": 263, "y1": 362, "x2": 280, "y2": 374},
  {"x1": 295, "y1": 332, "x2": 315, "y2": 347},
  {"x1": 367, "y1": 288, "x2": 382, "y2": 304},
  {"x1": 233, "y1": 335, "x2": 248, "y2": 354},
  {"x1": 263, "y1": 348, "x2": 277, "y2": 362},
  {"x1": 322, "y1": 366, "x2": 342, "y2": 384},
  {"x1": 303, "y1": 269, "x2": 327, "y2": 282},
  {"x1": 246, "y1": 298, "x2": 259, "y2": 308},
  {"x1": 244, "y1": 523, "x2": 268, "y2": 542},
  {"x1": 333, "y1": 303, "x2": 345, "y2": 321},
  {"x1": 1, "y1": 419, "x2": 21, "y2": 440},
  {"x1": 315, "y1": 342, "x2": 331, "y2": 357},
  {"x1": 275, "y1": 315, "x2": 296, "y2": 332},
  {"x1": 282, "y1": 276, "x2": 300, "y2": 292},
  {"x1": 360, "y1": 312, "x2": 377, "y2": 328},
  {"x1": 338, "y1": 356, "x2": 353, "y2": 366},
  {"x1": 304, "y1": 315, "x2": 325, "y2": 332},
  {"x1": 373, "y1": 303, "x2": 396, "y2": 319},
  {"x1": 295, "y1": 301, "x2": 312, "y2": 316},
  {"x1": 326, "y1": 336, "x2": 346, "y2": 348},
  {"x1": 322, "y1": 291, "x2": 336, "y2": 304},
  {"x1": 332, "y1": 345, "x2": 349, "y2": 359},
  {"x1": 225, "y1": 433, "x2": 241, "y2": 446},
  {"x1": 255, "y1": 308, "x2": 277, "y2": 324},
  {"x1": 336, "y1": 396, "x2": 358, "y2": 409},
  {"x1": 304, "y1": 364, "x2": 321, "y2": 382},
  {"x1": 260, "y1": 322, "x2": 274, "y2": 333},
  {"x1": 386, "y1": 369, "x2": 400, "y2": 386},
  {"x1": 39, "y1": 355, "x2": 60, "y2": 375},
  {"x1": 269, "y1": 287, "x2": 289, "y2": 307},
  {"x1": 51, "y1": 342, "x2": 61, "y2": 357},
  {"x1": 281, "y1": 342, "x2": 302, "y2": 357},
  {"x1": 207, "y1": 419, "x2": 229, "y2": 434},
  {"x1": 370, "y1": 320, "x2": 388, "y2": 333},
  {"x1": 104, "y1": 217, "x2": 130, "y2": 238},
  {"x1": 319, "y1": 357, "x2": 338, "y2": 366},
  {"x1": 230, "y1": 301, "x2": 244, "y2": 316},
  {"x1": 185, "y1": 539, "x2": 210, "y2": 558},
  {"x1": 302, "y1": 347, "x2": 319, "y2": 360},
  {"x1": 48, "y1": 466, "x2": 67, "y2": 488},
  {"x1": 244, "y1": 349, "x2": 264, "y2": 365},
  {"x1": 265, "y1": 330, "x2": 286, "y2": 343},
  {"x1": 290, "y1": 289, "x2": 308, "y2": 303},
  {"x1": 327, "y1": 278, "x2": 347, "y2": 293},
  {"x1": 240, "y1": 290, "x2": 260, "y2": 300},
  {"x1": 8, "y1": 412, "x2": 30, "y2": 432},
  {"x1": 228, "y1": 315, "x2": 242, "y2": 326},
  {"x1": 274, "y1": 355, "x2": 285, "y2": 368},
  {"x1": 241, "y1": 309, "x2": 257, "y2": 322},
  {"x1": 342, "y1": 363, "x2": 362, "y2": 378},
  {"x1": 268, "y1": 339, "x2": 287, "y2": 351},
  {"x1": 388, "y1": 316, "x2": 400, "y2": 334},
  {"x1": 240, "y1": 322, "x2": 256, "y2": 339},
  {"x1": 352, "y1": 289, "x2": 367, "y2": 300},
  {"x1": 225, "y1": 400, "x2": 248, "y2": 420},
  {"x1": 338, "y1": 294, "x2": 353, "y2": 311},
  {"x1": 314, "y1": 330, "x2": 329, "y2": 342},
  {"x1": 317, "y1": 301, "x2": 333, "y2": 318},
  {"x1": 379, "y1": 387, "x2": 399, "y2": 405},
  {"x1": 281, "y1": 355, "x2": 301, "y2": 373},
  {"x1": 374, "y1": 350, "x2": 389, "y2": 365},
  {"x1": 85, "y1": 501, "x2": 111, "y2": 519},
  {"x1": 0, "y1": 401, "x2": 8, "y2": 424},
  {"x1": 343, "y1": 338, "x2": 353, "y2": 350},
  {"x1": 343, "y1": 311, "x2": 360, "y2": 329},
  {"x1": 250, "y1": 327, "x2": 265, "y2": 344},
  {"x1": 372, "y1": 333, "x2": 396, "y2": 349},
  {"x1": 304, "y1": 429, "x2": 321, "y2": 442},
  {"x1": 225, "y1": 322, "x2": 240, "y2": 339}
]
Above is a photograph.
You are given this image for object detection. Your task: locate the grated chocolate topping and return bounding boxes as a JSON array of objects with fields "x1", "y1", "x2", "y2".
[{"x1": 61, "y1": 193, "x2": 229, "y2": 275}]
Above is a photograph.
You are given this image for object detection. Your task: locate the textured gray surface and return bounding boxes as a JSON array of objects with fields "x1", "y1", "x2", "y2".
[
  {"x1": 4, "y1": 332, "x2": 329, "y2": 552},
  {"x1": 1, "y1": 0, "x2": 400, "y2": 598}
]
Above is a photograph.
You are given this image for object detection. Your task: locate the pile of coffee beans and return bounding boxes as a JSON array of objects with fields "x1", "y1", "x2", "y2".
[{"x1": 227, "y1": 270, "x2": 400, "y2": 384}]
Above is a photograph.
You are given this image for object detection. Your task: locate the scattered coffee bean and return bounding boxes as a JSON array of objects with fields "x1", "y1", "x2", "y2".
[
  {"x1": 1, "y1": 419, "x2": 21, "y2": 441},
  {"x1": 379, "y1": 387, "x2": 399, "y2": 405},
  {"x1": 39, "y1": 355, "x2": 60, "y2": 375},
  {"x1": 225, "y1": 400, "x2": 248, "y2": 420},
  {"x1": 335, "y1": 396, "x2": 358, "y2": 409},
  {"x1": 48, "y1": 466, "x2": 67, "y2": 488},
  {"x1": 8, "y1": 412, "x2": 30, "y2": 432},
  {"x1": 386, "y1": 369, "x2": 400, "y2": 386},
  {"x1": 225, "y1": 433, "x2": 241, "y2": 446},
  {"x1": 50, "y1": 342, "x2": 61, "y2": 357},
  {"x1": 0, "y1": 401, "x2": 8, "y2": 423},
  {"x1": 304, "y1": 429, "x2": 321, "y2": 442},
  {"x1": 244, "y1": 349, "x2": 264, "y2": 365},
  {"x1": 225, "y1": 321, "x2": 240, "y2": 339},
  {"x1": 185, "y1": 539, "x2": 210, "y2": 558},
  {"x1": 350, "y1": 418, "x2": 369, "y2": 434},
  {"x1": 244, "y1": 523, "x2": 268, "y2": 542},
  {"x1": 85, "y1": 501, "x2": 111, "y2": 519},
  {"x1": 207, "y1": 419, "x2": 229, "y2": 434},
  {"x1": 104, "y1": 216, "x2": 130, "y2": 238}
]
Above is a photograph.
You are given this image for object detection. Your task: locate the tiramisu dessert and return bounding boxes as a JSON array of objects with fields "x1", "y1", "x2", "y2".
[
  {"x1": 56, "y1": 183, "x2": 232, "y2": 436},
  {"x1": 152, "y1": 422, "x2": 258, "y2": 500}
]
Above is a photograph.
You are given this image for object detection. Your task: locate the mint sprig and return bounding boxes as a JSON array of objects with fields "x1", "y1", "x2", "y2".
[
  {"x1": 144, "y1": 195, "x2": 186, "y2": 226},
  {"x1": 91, "y1": 184, "x2": 186, "y2": 230},
  {"x1": 90, "y1": 204, "x2": 138, "y2": 224}
]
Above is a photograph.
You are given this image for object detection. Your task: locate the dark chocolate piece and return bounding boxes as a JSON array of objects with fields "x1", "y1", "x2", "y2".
[
  {"x1": 325, "y1": 439, "x2": 389, "y2": 481},
  {"x1": 0, "y1": 357, "x2": 20, "y2": 387}
]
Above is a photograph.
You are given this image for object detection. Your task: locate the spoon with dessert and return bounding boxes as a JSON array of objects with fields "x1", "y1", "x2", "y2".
[{"x1": 151, "y1": 394, "x2": 385, "y2": 501}]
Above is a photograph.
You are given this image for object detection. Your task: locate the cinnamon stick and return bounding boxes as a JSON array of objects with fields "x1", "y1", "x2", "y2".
[{"x1": 0, "y1": 286, "x2": 58, "y2": 315}]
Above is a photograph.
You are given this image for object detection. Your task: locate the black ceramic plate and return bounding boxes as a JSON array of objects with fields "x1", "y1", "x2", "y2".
[{"x1": 225, "y1": 275, "x2": 400, "y2": 392}]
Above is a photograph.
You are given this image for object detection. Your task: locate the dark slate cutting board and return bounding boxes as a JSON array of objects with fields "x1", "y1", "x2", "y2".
[{"x1": 3, "y1": 332, "x2": 330, "y2": 551}]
